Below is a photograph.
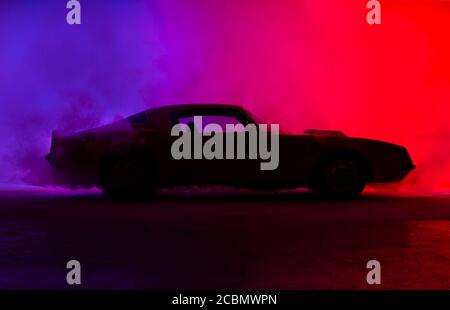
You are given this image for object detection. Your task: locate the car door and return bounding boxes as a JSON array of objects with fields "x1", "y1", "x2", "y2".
[{"x1": 168, "y1": 110, "x2": 260, "y2": 186}]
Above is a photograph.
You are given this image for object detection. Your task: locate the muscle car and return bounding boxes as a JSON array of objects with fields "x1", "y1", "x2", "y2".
[{"x1": 45, "y1": 104, "x2": 415, "y2": 199}]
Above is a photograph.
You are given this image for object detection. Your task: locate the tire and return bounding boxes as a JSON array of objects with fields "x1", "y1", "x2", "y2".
[
  {"x1": 315, "y1": 156, "x2": 367, "y2": 199},
  {"x1": 101, "y1": 153, "x2": 154, "y2": 199}
]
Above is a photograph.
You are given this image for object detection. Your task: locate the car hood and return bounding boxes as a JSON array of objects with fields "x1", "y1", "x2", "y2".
[{"x1": 304, "y1": 129, "x2": 347, "y2": 137}]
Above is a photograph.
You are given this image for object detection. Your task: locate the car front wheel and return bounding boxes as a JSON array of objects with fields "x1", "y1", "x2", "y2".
[{"x1": 315, "y1": 157, "x2": 367, "y2": 199}]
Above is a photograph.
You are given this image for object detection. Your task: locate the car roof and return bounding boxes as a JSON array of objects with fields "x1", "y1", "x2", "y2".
[{"x1": 146, "y1": 103, "x2": 246, "y2": 114}]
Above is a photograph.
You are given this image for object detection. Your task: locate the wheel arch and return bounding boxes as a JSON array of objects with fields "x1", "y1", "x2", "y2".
[
  {"x1": 99, "y1": 146, "x2": 160, "y2": 186},
  {"x1": 312, "y1": 148, "x2": 373, "y2": 183}
]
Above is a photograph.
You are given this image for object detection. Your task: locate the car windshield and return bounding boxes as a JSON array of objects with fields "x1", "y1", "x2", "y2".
[
  {"x1": 246, "y1": 110, "x2": 285, "y2": 134},
  {"x1": 247, "y1": 111, "x2": 265, "y2": 125}
]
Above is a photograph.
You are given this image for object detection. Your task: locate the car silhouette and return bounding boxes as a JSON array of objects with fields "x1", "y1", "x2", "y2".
[{"x1": 45, "y1": 104, "x2": 415, "y2": 199}]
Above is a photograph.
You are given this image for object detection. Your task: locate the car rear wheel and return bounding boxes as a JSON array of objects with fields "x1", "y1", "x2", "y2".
[
  {"x1": 315, "y1": 157, "x2": 366, "y2": 199},
  {"x1": 101, "y1": 154, "x2": 154, "y2": 199}
]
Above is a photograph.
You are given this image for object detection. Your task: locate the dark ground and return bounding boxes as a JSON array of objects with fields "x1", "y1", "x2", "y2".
[{"x1": 0, "y1": 187, "x2": 449, "y2": 290}]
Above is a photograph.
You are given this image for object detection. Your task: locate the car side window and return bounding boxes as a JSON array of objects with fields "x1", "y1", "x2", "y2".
[{"x1": 177, "y1": 115, "x2": 244, "y2": 133}]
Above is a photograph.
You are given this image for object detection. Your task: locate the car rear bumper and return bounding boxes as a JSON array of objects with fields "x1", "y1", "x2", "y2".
[
  {"x1": 45, "y1": 151, "x2": 62, "y2": 169},
  {"x1": 45, "y1": 152, "x2": 55, "y2": 164},
  {"x1": 45, "y1": 151, "x2": 100, "y2": 188}
]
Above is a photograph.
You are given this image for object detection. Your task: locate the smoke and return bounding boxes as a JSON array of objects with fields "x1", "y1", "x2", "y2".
[
  {"x1": 0, "y1": 1, "x2": 163, "y2": 184},
  {"x1": 1, "y1": 0, "x2": 449, "y2": 192}
]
